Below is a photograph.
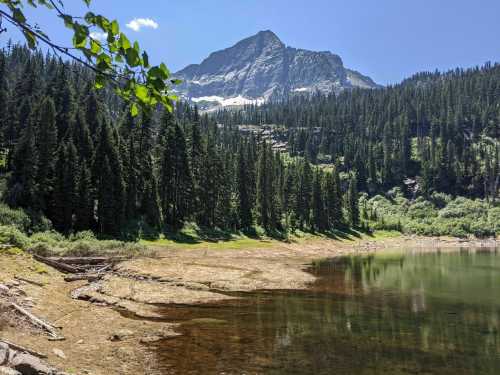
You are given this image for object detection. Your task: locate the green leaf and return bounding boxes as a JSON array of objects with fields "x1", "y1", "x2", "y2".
[
  {"x1": 84, "y1": 12, "x2": 95, "y2": 24},
  {"x1": 130, "y1": 103, "x2": 139, "y2": 117},
  {"x1": 61, "y1": 15, "x2": 74, "y2": 28},
  {"x1": 22, "y1": 30, "x2": 37, "y2": 49},
  {"x1": 95, "y1": 15, "x2": 110, "y2": 31},
  {"x1": 72, "y1": 24, "x2": 89, "y2": 48},
  {"x1": 148, "y1": 66, "x2": 168, "y2": 80},
  {"x1": 96, "y1": 53, "x2": 112, "y2": 71},
  {"x1": 119, "y1": 33, "x2": 131, "y2": 50},
  {"x1": 13, "y1": 8, "x2": 27, "y2": 24},
  {"x1": 142, "y1": 51, "x2": 149, "y2": 68},
  {"x1": 170, "y1": 78, "x2": 182, "y2": 85},
  {"x1": 110, "y1": 20, "x2": 119, "y2": 36},
  {"x1": 134, "y1": 85, "x2": 149, "y2": 103},
  {"x1": 94, "y1": 74, "x2": 106, "y2": 89},
  {"x1": 90, "y1": 39, "x2": 101, "y2": 54},
  {"x1": 160, "y1": 63, "x2": 170, "y2": 77},
  {"x1": 125, "y1": 48, "x2": 140, "y2": 67},
  {"x1": 83, "y1": 0, "x2": 92, "y2": 6}
]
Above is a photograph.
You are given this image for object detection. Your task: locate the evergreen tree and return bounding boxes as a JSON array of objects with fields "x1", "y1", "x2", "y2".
[
  {"x1": 94, "y1": 122, "x2": 125, "y2": 236},
  {"x1": 346, "y1": 174, "x2": 360, "y2": 227},
  {"x1": 311, "y1": 169, "x2": 326, "y2": 231},
  {"x1": 7, "y1": 119, "x2": 38, "y2": 209},
  {"x1": 159, "y1": 123, "x2": 193, "y2": 228},
  {"x1": 33, "y1": 97, "x2": 58, "y2": 208},
  {"x1": 236, "y1": 144, "x2": 253, "y2": 228}
]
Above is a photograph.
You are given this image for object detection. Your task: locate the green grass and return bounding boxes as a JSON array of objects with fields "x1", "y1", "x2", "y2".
[
  {"x1": 141, "y1": 222, "x2": 401, "y2": 251},
  {"x1": 141, "y1": 234, "x2": 275, "y2": 250}
]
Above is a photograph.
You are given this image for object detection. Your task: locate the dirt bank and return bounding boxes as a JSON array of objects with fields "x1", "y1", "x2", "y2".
[{"x1": 0, "y1": 235, "x2": 497, "y2": 374}]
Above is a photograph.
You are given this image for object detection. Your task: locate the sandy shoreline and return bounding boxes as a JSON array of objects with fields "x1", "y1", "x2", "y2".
[{"x1": 0, "y1": 235, "x2": 498, "y2": 374}]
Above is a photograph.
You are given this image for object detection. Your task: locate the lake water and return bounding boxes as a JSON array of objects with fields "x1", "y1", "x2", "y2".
[{"x1": 154, "y1": 248, "x2": 500, "y2": 374}]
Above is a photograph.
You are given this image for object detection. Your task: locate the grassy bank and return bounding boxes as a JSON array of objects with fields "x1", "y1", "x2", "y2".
[{"x1": 141, "y1": 222, "x2": 401, "y2": 251}]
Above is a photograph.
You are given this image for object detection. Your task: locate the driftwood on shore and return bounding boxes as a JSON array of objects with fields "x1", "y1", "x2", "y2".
[
  {"x1": 63, "y1": 273, "x2": 102, "y2": 282},
  {"x1": 14, "y1": 276, "x2": 44, "y2": 287},
  {"x1": 33, "y1": 255, "x2": 122, "y2": 277},
  {"x1": 46, "y1": 256, "x2": 128, "y2": 265},
  {"x1": 9, "y1": 303, "x2": 63, "y2": 339},
  {"x1": 32, "y1": 255, "x2": 79, "y2": 274},
  {"x1": 0, "y1": 338, "x2": 47, "y2": 359}
]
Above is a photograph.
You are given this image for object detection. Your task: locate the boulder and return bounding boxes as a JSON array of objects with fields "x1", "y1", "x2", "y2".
[
  {"x1": 0, "y1": 343, "x2": 9, "y2": 365},
  {"x1": 0, "y1": 366, "x2": 22, "y2": 375},
  {"x1": 52, "y1": 349, "x2": 65, "y2": 360},
  {"x1": 10, "y1": 353, "x2": 53, "y2": 375},
  {"x1": 108, "y1": 329, "x2": 134, "y2": 342}
]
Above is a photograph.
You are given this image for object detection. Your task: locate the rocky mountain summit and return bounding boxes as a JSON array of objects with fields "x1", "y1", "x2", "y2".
[{"x1": 174, "y1": 30, "x2": 378, "y2": 108}]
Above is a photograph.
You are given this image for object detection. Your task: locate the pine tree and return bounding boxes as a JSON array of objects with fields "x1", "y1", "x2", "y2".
[
  {"x1": 36, "y1": 97, "x2": 58, "y2": 211},
  {"x1": 256, "y1": 142, "x2": 270, "y2": 229},
  {"x1": 94, "y1": 122, "x2": 125, "y2": 236},
  {"x1": 51, "y1": 141, "x2": 79, "y2": 233},
  {"x1": 236, "y1": 144, "x2": 253, "y2": 228},
  {"x1": 124, "y1": 135, "x2": 139, "y2": 221},
  {"x1": 0, "y1": 53, "x2": 9, "y2": 150},
  {"x1": 6, "y1": 118, "x2": 38, "y2": 209},
  {"x1": 295, "y1": 160, "x2": 312, "y2": 229},
  {"x1": 74, "y1": 164, "x2": 94, "y2": 231},
  {"x1": 159, "y1": 123, "x2": 193, "y2": 228},
  {"x1": 346, "y1": 174, "x2": 360, "y2": 227},
  {"x1": 311, "y1": 169, "x2": 326, "y2": 231}
]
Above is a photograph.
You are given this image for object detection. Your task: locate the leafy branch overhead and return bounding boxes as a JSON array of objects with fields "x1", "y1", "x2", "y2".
[{"x1": 0, "y1": 0, "x2": 179, "y2": 115}]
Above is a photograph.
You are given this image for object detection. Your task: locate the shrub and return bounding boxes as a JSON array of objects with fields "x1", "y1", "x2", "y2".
[
  {"x1": 430, "y1": 192, "x2": 452, "y2": 208},
  {"x1": 0, "y1": 204, "x2": 31, "y2": 231},
  {"x1": 469, "y1": 219, "x2": 494, "y2": 238},
  {"x1": 0, "y1": 225, "x2": 30, "y2": 248},
  {"x1": 69, "y1": 231, "x2": 97, "y2": 241},
  {"x1": 407, "y1": 200, "x2": 437, "y2": 219},
  {"x1": 487, "y1": 207, "x2": 500, "y2": 235},
  {"x1": 439, "y1": 198, "x2": 487, "y2": 219}
]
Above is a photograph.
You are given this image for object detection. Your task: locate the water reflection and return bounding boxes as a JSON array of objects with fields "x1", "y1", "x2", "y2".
[{"x1": 154, "y1": 249, "x2": 500, "y2": 374}]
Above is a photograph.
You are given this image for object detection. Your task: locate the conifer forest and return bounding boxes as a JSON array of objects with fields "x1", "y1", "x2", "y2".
[{"x1": 0, "y1": 45, "x2": 499, "y2": 240}]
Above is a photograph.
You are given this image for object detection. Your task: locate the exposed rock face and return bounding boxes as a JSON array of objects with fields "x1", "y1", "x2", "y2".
[{"x1": 174, "y1": 30, "x2": 378, "y2": 107}]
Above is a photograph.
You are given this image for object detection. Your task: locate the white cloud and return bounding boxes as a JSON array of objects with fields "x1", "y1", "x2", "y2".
[
  {"x1": 89, "y1": 31, "x2": 108, "y2": 41},
  {"x1": 126, "y1": 18, "x2": 159, "y2": 32}
]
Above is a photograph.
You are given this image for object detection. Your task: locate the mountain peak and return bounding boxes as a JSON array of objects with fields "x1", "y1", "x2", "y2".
[
  {"x1": 238, "y1": 29, "x2": 285, "y2": 50},
  {"x1": 255, "y1": 29, "x2": 281, "y2": 40},
  {"x1": 175, "y1": 31, "x2": 378, "y2": 108}
]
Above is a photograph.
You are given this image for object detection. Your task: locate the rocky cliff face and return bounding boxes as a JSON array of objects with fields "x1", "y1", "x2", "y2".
[{"x1": 174, "y1": 30, "x2": 378, "y2": 107}]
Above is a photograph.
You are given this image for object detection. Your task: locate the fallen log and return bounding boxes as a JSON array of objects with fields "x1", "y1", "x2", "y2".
[
  {"x1": 97, "y1": 264, "x2": 112, "y2": 273},
  {"x1": 14, "y1": 276, "x2": 44, "y2": 287},
  {"x1": 32, "y1": 255, "x2": 79, "y2": 274},
  {"x1": 45, "y1": 256, "x2": 128, "y2": 265},
  {"x1": 9, "y1": 303, "x2": 62, "y2": 339},
  {"x1": 0, "y1": 339, "x2": 47, "y2": 359},
  {"x1": 64, "y1": 274, "x2": 102, "y2": 282}
]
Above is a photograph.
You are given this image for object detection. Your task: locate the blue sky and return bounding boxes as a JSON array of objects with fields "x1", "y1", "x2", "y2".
[{"x1": 1, "y1": 0, "x2": 499, "y2": 84}]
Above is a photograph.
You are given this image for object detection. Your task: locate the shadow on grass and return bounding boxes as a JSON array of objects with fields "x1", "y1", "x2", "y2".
[
  {"x1": 313, "y1": 226, "x2": 369, "y2": 241},
  {"x1": 158, "y1": 224, "x2": 373, "y2": 247}
]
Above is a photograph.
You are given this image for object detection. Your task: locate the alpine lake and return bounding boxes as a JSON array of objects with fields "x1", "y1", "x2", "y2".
[{"x1": 151, "y1": 248, "x2": 500, "y2": 374}]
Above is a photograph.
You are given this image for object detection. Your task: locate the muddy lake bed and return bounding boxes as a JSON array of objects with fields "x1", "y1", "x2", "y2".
[{"x1": 148, "y1": 248, "x2": 500, "y2": 374}]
